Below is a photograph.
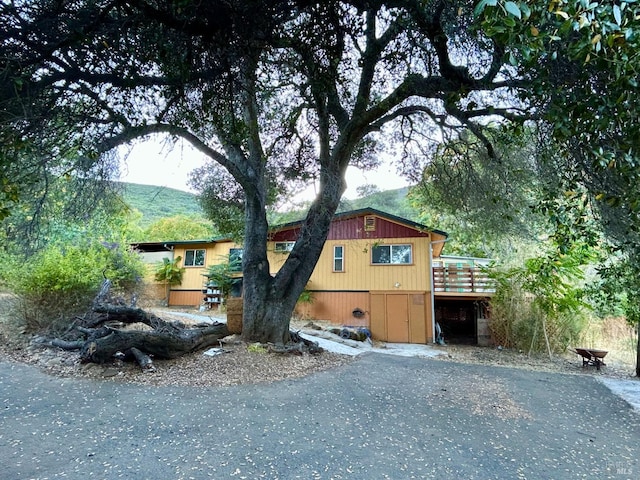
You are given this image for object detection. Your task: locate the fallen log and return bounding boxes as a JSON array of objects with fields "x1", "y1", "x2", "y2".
[
  {"x1": 91, "y1": 305, "x2": 164, "y2": 327},
  {"x1": 36, "y1": 280, "x2": 232, "y2": 371},
  {"x1": 32, "y1": 337, "x2": 85, "y2": 351},
  {"x1": 80, "y1": 323, "x2": 230, "y2": 364},
  {"x1": 328, "y1": 327, "x2": 369, "y2": 342}
]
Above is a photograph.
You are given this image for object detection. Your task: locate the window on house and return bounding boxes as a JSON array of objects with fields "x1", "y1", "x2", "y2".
[
  {"x1": 371, "y1": 244, "x2": 412, "y2": 265},
  {"x1": 333, "y1": 245, "x2": 344, "y2": 272},
  {"x1": 229, "y1": 248, "x2": 243, "y2": 272},
  {"x1": 274, "y1": 241, "x2": 295, "y2": 252},
  {"x1": 184, "y1": 249, "x2": 206, "y2": 267}
]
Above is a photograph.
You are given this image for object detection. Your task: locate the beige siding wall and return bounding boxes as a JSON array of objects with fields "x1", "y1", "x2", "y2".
[
  {"x1": 168, "y1": 236, "x2": 433, "y2": 294},
  {"x1": 160, "y1": 236, "x2": 436, "y2": 327},
  {"x1": 172, "y1": 241, "x2": 240, "y2": 291},
  {"x1": 269, "y1": 237, "x2": 433, "y2": 292}
]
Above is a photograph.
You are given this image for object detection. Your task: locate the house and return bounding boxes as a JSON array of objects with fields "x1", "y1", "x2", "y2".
[{"x1": 133, "y1": 208, "x2": 494, "y2": 344}]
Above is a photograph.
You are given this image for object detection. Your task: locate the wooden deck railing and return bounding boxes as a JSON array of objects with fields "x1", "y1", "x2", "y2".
[{"x1": 433, "y1": 266, "x2": 495, "y2": 294}]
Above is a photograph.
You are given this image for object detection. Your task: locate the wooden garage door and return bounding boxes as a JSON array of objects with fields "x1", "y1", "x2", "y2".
[{"x1": 370, "y1": 291, "x2": 430, "y2": 344}]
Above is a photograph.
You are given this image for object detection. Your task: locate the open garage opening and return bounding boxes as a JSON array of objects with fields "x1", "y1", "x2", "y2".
[{"x1": 435, "y1": 299, "x2": 491, "y2": 346}]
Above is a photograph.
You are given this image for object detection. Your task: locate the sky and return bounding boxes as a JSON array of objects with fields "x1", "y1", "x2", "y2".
[{"x1": 117, "y1": 138, "x2": 411, "y2": 201}]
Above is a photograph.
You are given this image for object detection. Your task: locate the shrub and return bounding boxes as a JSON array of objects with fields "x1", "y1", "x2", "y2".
[
  {"x1": 489, "y1": 250, "x2": 590, "y2": 355},
  {"x1": 5, "y1": 242, "x2": 144, "y2": 333}
]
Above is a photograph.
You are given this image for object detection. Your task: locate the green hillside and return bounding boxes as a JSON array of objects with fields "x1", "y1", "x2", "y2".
[
  {"x1": 120, "y1": 183, "x2": 204, "y2": 226},
  {"x1": 270, "y1": 187, "x2": 419, "y2": 225},
  {"x1": 338, "y1": 187, "x2": 419, "y2": 220},
  {"x1": 120, "y1": 182, "x2": 420, "y2": 228}
]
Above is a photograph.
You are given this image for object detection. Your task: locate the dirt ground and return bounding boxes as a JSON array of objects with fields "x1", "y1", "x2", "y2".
[{"x1": 0, "y1": 294, "x2": 638, "y2": 386}]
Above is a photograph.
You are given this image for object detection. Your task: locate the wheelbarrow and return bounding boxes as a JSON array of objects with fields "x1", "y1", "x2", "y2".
[{"x1": 572, "y1": 348, "x2": 608, "y2": 370}]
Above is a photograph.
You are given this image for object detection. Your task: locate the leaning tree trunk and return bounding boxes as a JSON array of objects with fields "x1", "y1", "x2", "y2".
[
  {"x1": 636, "y1": 323, "x2": 640, "y2": 377},
  {"x1": 240, "y1": 163, "x2": 346, "y2": 345},
  {"x1": 230, "y1": 54, "x2": 351, "y2": 345},
  {"x1": 240, "y1": 190, "x2": 304, "y2": 344}
]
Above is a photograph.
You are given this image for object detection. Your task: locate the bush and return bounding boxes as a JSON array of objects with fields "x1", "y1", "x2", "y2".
[
  {"x1": 489, "y1": 252, "x2": 590, "y2": 355},
  {"x1": 5, "y1": 242, "x2": 144, "y2": 333}
]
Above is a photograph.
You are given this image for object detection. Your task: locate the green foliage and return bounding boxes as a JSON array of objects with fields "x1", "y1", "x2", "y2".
[
  {"x1": 5, "y1": 242, "x2": 144, "y2": 333},
  {"x1": 339, "y1": 188, "x2": 419, "y2": 220},
  {"x1": 247, "y1": 343, "x2": 267, "y2": 353},
  {"x1": 1, "y1": 176, "x2": 130, "y2": 256},
  {"x1": 205, "y1": 255, "x2": 242, "y2": 300},
  {"x1": 154, "y1": 256, "x2": 185, "y2": 286},
  {"x1": 489, "y1": 242, "x2": 594, "y2": 353},
  {"x1": 295, "y1": 289, "x2": 315, "y2": 320},
  {"x1": 591, "y1": 255, "x2": 640, "y2": 325},
  {"x1": 188, "y1": 162, "x2": 251, "y2": 241},
  {"x1": 476, "y1": 0, "x2": 640, "y2": 248},
  {"x1": 120, "y1": 183, "x2": 205, "y2": 227},
  {"x1": 154, "y1": 256, "x2": 185, "y2": 303},
  {"x1": 297, "y1": 289, "x2": 314, "y2": 305},
  {"x1": 141, "y1": 215, "x2": 215, "y2": 242},
  {"x1": 0, "y1": 173, "x2": 20, "y2": 221},
  {"x1": 270, "y1": 187, "x2": 420, "y2": 226},
  {"x1": 408, "y1": 129, "x2": 545, "y2": 261}
]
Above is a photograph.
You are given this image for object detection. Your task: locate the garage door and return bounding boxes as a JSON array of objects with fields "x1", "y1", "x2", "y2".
[{"x1": 370, "y1": 291, "x2": 431, "y2": 344}]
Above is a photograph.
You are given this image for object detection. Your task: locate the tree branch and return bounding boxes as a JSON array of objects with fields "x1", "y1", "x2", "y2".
[
  {"x1": 94, "y1": 123, "x2": 236, "y2": 175},
  {"x1": 352, "y1": 8, "x2": 406, "y2": 117}
]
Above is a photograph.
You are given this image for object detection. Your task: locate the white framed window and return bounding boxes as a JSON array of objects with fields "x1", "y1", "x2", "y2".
[
  {"x1": 333, "y1": 245, "x2": 344, "y2": 272},
  {"x1": 184, "y1": 249, "x2": 206, "y2": 266},
  {"x1": 371, "y1": 244, "x2": 412, "y2": 265},
  {"x1": 274, "y1": 241, "x2": 295, "y2": 252}
]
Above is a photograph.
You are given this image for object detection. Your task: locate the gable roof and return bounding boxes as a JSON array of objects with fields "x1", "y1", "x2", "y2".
[
  {"x1": 132, "y1": 208, "x2": 448, "y2": 253},
  {"x1": 270, "y1": 207, "x2": 448, "y2": 237}
]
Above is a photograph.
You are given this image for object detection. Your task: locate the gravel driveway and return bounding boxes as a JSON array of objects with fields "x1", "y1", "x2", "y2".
[{"x1": 1, "y1": 353, "x2": 639, "y2": 480}]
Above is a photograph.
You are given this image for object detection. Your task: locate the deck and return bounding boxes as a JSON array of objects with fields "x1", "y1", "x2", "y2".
[{"x1": 433, "y1": 265, "x2": 495, "y2": 298}]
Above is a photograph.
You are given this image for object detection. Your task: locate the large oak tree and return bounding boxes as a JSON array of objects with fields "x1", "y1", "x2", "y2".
[{"x1": 4, "y1": 0, "x2": 633, "y2": 345}]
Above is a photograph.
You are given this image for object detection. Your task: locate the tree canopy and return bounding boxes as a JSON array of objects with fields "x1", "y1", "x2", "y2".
[{"x1": 3, "y1": 0, "x2": 639, "y2": 344}]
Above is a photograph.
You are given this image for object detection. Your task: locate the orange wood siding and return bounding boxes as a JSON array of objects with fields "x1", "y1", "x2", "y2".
[
  {"x1": 386, "y1": 294, "x2": 410, "y2": 342},
  {"x1": 297, "y1": 291, "x2": 370, "y2": 327},
  {"x1": 410, "y1": 293, "x2": 428, "y2": 343},
  {"x1": 369, "y1": 294, "x2": 386, "y2": 340},
  {"x1": 169, "y1": 290, "x2": 204, "y2": 306},
  {"x1": 369, "y1": 291, "x2": 432, "y2": 344}
]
